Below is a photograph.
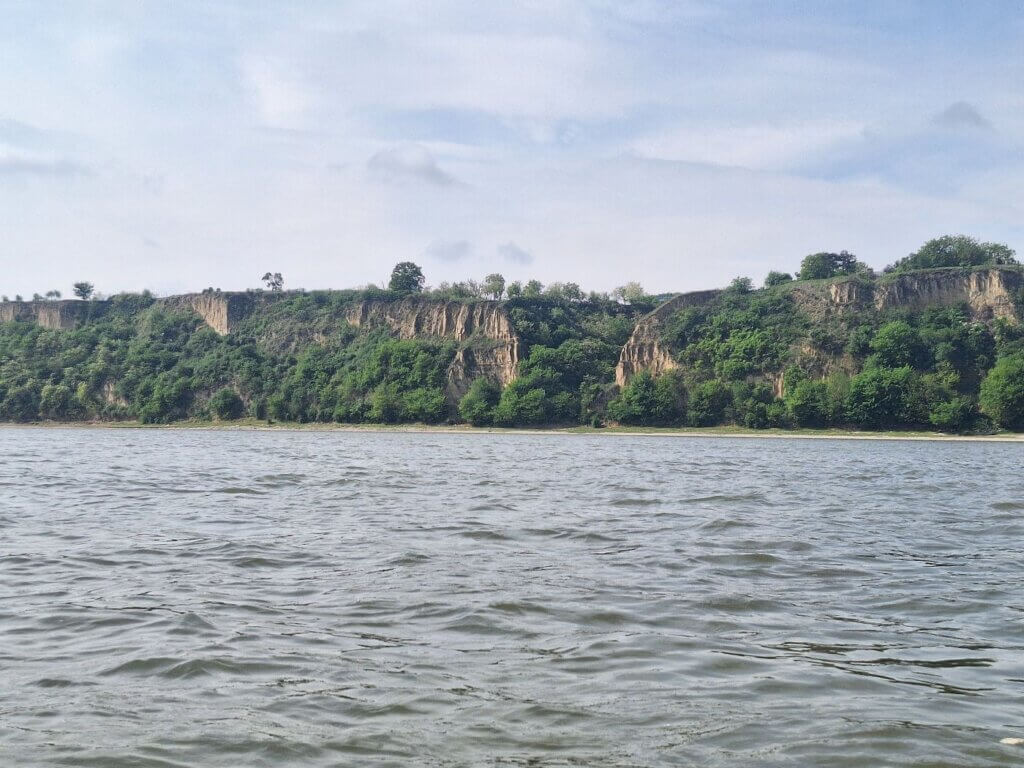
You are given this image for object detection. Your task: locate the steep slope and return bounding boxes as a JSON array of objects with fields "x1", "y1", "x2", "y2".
[{"x1": 615, "y1": 290, "x2": 721, "y2": 386}]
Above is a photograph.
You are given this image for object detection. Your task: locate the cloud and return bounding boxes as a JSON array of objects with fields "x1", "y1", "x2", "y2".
[
  {"x1": 931, "y1": 101, "x2": 993, "y2": 131},
  {"x1": 498, "y1": 241, "x2": 533, "y2": 265},
  {"x1": 0, "y1": 147, "x2": 91, "y2": 177},
  {"x1": 424, "y1": 239, "x2": 471, "y2": 262},
  {"x1": 367, "y1": 144, "x2": 459, "y2": 186}
]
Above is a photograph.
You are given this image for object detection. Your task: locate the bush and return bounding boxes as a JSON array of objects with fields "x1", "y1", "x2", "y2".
[
  {"x1": 458, "y1": 378, "x2": 500, "y2": 426},
  {"x1": 846, "y1": 366, "x2": 919, "y2": 428},
  {"x1": 607, "y1": 370, "x2": 686, "y2": 426},
  {"x1": 928, "y1": 397, "x2": 976, "y2": 432},
  {"x1": 979, "y1": 354, "x2": 1024, "y2": 430},
  {"x1": 687, "y1": 379, "x2": 731, "y2": 427},
  {"x1": 786, "y1": 378, "x2": 829, "y2": 427},
  {"x1": 209, "y1": 388, "x2": 244, "y2": 420},
  {"x1": 886, "y1": 235, "x2": 1017, "y2": 273}
]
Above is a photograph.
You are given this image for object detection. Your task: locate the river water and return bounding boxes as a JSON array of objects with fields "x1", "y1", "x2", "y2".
[{"x1": 1, "y1": 428, "x2": 1022, "y2": 766}]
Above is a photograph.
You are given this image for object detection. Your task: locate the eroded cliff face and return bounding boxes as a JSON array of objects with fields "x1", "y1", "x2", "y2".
[
  {"x1": 615, "y1": 268, "x2": 1023, "y2": 388},
  {"x1": 615, "y1": 290, "x2": 721, "y2": 387},
  {"x1": 0, "y1": 300, "x2": 94, "y2": 330},
  {"x1": 874, "y1": 269, "x2": 1022, "y2": 320},
  {"x1": 788, "y1": 268, "x2": 1023, "y2": 323},
  {"x1": 157, "y1": 293, "x2": 266, "y2": 335},
  {"x1": 345, "y1": 298, "x2": 521, "y2": 403}
]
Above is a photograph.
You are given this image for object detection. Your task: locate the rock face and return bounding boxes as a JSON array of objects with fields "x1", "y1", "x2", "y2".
[
  {"x1": 615, "y1": 268, "x2": 1023, "y2": 387},
  {"x1": 874, "y1": 268, "x2": 1022, "y2": 320},
  {"x1": 788, "y1": 268, "x2": 1023, "y2": 323},
  {"x1": 345, "y1": 298, "x2": 521, "y2": 402},
  {"x1": 615, "y1": 290, "x2": 721, "y2": 386},
  {"x1": 156, "y1": 293, "x2": 265, "y2": 335},
  {"x1": 0, "y1": 300, "x2": 95, "y2": 330}
]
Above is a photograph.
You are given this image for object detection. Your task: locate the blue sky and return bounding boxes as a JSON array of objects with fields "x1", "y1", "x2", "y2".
[{"x1": 2, "y1": 0, "x2": 1023, "y2": 296}]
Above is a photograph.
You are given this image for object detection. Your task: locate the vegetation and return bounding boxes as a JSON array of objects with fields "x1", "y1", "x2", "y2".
[
  {"x1": 73, "y1": 282, "x2": 95, "y2": 300},
  {"x1": 388, "y1": 262, "x2": 425, "y2": 294},
  {"x1": 3, "y1": 239, "x2": 1024, "y2": 433},
  {"x1": 885, "y1": 235, "x2": 1017, "y2": 274}
]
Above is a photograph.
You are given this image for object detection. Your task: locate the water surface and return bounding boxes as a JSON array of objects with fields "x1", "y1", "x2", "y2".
[{"x1": 1, "y1": 428, "x2": 1022, "y2": 766}]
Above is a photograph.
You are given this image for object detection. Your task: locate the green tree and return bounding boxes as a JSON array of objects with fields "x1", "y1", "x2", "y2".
[
  {"x1": 887, "y1": 235, "x2": 1017, "y2": 273},
  {"x1": 868, "y1": 321, "x2": 924, "y2": 369},
  {"x1": 613, "y1": 281, "x2": 649, "y2": 304},
  {"x1": 846, "y1": 366, "x2": 919, "y2": 428},
  {"x1": 785, "y1": 378, "x2": 829, "y2": 427},
  {"x1": 458, "y1": 378, "x2": 500, "y2": 425},
  {"x1": 261, "y1": 272, "x2": 284, "y2": 291},
  {"x1": 73, "y1": 282, "x2": 95, "y2": 300},
  {"x1": 505, "y1": 281, "x2": 523, "y2": 299},
  {"x1": 388, "y1": 262, "x2": 425, "y2": 294},
  {"x1": 209, "y1": 388, "x2": 244, "y2": 420},
  {"x1": 483, "y1": 273, "x2": 506, "y2": 300},
  {"x1": 687, "y1": 379, "x2": 731, "y2": 426},
  {"x1": 522, "y1": 279, "x2": 544, "y2": 298},
  {"x1": 798, "y1": 251, "x2": 857, "y2": 281},
  {"x1": 979, "y1": 353, "x2": 1024, "y2": 429},
  {"x1": 764, "y1": 271, "x2": 793, "y2": 288},
  {"x1": 727, "y1": 276, "x2": 753, "y2": 294}
]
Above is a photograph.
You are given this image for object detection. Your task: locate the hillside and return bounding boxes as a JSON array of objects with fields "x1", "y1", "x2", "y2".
[{"x1": 2, "y1": 265, "x2": 1024, "y2": 432}]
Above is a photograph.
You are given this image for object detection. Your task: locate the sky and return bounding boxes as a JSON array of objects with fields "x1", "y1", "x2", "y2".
[{"x1": 2, "y1": 0, "x2": 1024, "y2": 297}]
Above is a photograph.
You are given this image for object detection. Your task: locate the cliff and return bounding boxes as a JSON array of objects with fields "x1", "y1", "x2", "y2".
[
  {"x1": 344, "y1": 297, "x2": 520, "y2": 402},
  {"x1": 156, "y1": 292, "x2": 276, "y2": 335},
  {"x1": 615, "y1": 268, "x2": 1023, "y2": 387},
  {"x1": 0, "y1": 300, "x2": 97, "y2": 330},
  {"x1": 615, "y1": 289, "x2": 721, "y2": 386},
  {"x1": 786, "y1": 267, "x2": 1023, "y2": 323}
]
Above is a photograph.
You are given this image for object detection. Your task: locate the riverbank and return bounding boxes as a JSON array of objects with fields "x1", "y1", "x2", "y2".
[{"x1": 5, "y1": 419, "x2": 1024, "y2": 442}]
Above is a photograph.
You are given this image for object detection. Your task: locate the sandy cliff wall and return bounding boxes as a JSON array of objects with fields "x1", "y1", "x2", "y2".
[
  {"x1": 156, "y1": 293, "x2": 268, "y2": 335},
  {"x1": 788, "y1": 268, "x2": 1023, "y2": 323},
  {"x1": 874, "y1": 269, "x2": 1022, "y2": 320},
  {"x1": 0, "y1": 300, "x2": 96, "y2": 330},
  {"x1": 345, "y1": 298, "x2": 521, "y2": 402},
  {"x1": 615, "y1": 290, "x2": 721, "y2": 387},
  {"x1": 616, "y1": 269, "x2": 1022, "y2": 387}
]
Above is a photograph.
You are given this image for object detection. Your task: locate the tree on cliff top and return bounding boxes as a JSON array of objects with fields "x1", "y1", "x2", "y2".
[
  {"x1": 72, "y1": 282, "x2": 94, "y2": 300},
  {"x1": 388, "y1": 262, "x2": 425, "y2": 294},
  {"x1": 885, "y1": 235, "x2": 1017, "y2": 273},
  {"x1": 483, "y1": 273, "x2": 505, "y2": 300},
  {"x1": 798, "y1": 251, "x2": 858, "y2": 281},
  {"x1": 261, "y1": 272, "x2": 284, "y2": 291}
]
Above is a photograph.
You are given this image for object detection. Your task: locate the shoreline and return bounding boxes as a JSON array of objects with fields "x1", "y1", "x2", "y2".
[{"x1": 4, "y1": 420, "x2": 1024, "y2": 443}]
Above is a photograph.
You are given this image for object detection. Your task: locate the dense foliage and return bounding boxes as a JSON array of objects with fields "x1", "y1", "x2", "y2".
[
  {"x1": 0, "y1": 289, "x2": 643, "y2": 428},
  {"x1": 605, "y1": 283, "x2": 1024, "y2": 432},
  {"x1": 4, "y1": 244, "x2": 1024, "y2": 433},
  {"x1": 885, "y1": 235, "x2": 1017, "y2": 273}
]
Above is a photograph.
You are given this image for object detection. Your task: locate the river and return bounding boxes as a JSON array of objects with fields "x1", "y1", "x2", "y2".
[{"x1": 1, "y1": 428, "x2": 1022, "y2": 766}]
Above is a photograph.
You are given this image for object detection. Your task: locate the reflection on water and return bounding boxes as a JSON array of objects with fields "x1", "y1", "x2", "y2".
[{"x1": 1, "y1": 428, "x2": 1023, "y2": 766}]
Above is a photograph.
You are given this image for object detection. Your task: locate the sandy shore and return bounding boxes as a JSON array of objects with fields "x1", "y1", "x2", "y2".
[{"x1": 4, "y1": 420, "x2": 1024, "y2": 442}]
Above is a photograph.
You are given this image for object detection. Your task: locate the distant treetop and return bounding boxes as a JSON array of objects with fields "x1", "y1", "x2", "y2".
[
  {"x1": 885, "y1": 235, "x2": 1017, "y2": 273},
  {"x1": 388, "y1": 262, "x2": 425, "y2": 294}
]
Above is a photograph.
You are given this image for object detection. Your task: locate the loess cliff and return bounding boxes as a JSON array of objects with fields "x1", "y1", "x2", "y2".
[
  {"x1": 615, "y1": 289, "x2": 721, "y2": 386},
  {"x1": 616, "y1": 267, "x2": 1023, "y2": 388},
  {"x1": 785, "y1": 267, "x2": 1023, "y2": 323},
  {"x1": 343, "y1": 297, "x2": 520, "y2": 402},
  {"x1": 0, "y1": 300, "x2": 94, "y2": 330}
]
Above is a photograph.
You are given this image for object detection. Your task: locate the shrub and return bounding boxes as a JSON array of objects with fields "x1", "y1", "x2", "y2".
[
  {"x1": 209, "y1": 388, "x2": 244, "y2": 420},
  {"x1": 979, "y1": 354, "x2": 1024, "y2": 430}
]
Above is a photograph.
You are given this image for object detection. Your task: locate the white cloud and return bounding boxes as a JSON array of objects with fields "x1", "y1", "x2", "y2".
[
  {"x1": 367, "y1": 144, "x2": 459, "y2": 186},
  {"x1": 498, "y1": 242, "x2": 533, "y2": 265},
  {"x1": 424, "y1": 239, "x2": 471, "y2": 262}
]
